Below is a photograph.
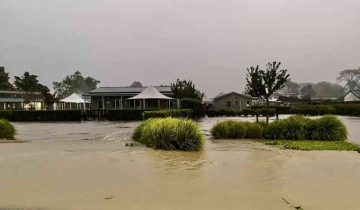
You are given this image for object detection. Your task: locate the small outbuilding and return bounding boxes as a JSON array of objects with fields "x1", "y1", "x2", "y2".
[
  {"x1": 213, "y1": 92, "x2": 254, "y2": 111},
  {"x1": 58, "y1": 93, "x2": 90, "y2": 110}
]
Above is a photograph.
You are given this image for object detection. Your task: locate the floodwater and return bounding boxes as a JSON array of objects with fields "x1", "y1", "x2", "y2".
[{"x1": 0, "y1": 116, "x2": 360, "y2": 210}]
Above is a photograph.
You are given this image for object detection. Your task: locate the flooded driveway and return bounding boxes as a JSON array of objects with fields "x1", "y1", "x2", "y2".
[{"x1": 0, "y1": 116, "x2": 359, "y2": 210}]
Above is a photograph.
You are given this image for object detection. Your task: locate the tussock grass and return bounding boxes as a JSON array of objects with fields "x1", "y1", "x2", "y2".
[
  {"x1": 0, "y1": 119, "x2": 16, "y2": 139},
  {"x1": 132, "y1": 117, "x2": 204, "y2": 151},
  {"x1": 211, "y1": 115, "x2": 348, "y2": 142}
]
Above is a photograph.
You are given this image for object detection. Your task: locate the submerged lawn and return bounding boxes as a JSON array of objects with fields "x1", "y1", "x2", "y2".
[{"x1": 264, "y1": 140, "x2": 360, "y2": 151}]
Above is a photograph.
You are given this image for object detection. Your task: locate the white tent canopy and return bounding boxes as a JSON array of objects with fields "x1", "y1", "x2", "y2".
[
  {"x1": 127, "y1": 85, "x2": 173, "y2": 100},
  {"x1": 60, "y1": 93, "x2": 89, "y2": 103}
]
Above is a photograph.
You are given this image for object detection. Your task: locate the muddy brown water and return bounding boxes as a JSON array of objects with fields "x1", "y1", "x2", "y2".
[{"x1": 0, "y1": 116, "x2": 359, "y2": 210}]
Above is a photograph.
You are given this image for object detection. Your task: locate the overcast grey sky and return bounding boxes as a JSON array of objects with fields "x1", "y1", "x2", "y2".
[{"x1": 1, "y1": 0, "x2": 359, "y2": 97}]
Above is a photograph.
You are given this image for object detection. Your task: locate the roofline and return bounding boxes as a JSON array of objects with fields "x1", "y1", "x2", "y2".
[
  {"x1": 345, "y1": 90, "x2": 360, "y2": 98},
  {"x1": 214, "y1": 92, "x2": 255, "y2": 100}
]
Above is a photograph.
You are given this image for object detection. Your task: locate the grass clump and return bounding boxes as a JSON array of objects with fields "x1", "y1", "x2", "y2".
[
  {"x1": 132, "y1": 117, "x2": 204, "y2": 151},
  {"x1": 0, "y1": 119, "x2": 16, "y2": 139},
  {"x1": 211, "y1": 115, "x2": 348, "y2": 141}
]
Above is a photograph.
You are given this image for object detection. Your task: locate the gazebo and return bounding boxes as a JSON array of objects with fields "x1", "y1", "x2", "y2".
[
  {"x1": 127, "y1": 85, "x2": 175, "y2": 109},
  {"x1": 59, "y1": 93, "x2": 90, "y2": 110}
]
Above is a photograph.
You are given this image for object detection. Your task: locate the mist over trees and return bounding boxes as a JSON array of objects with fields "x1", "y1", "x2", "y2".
[
  {"x1": 53, "y1": 71, "x2": 100, "y2": 99},
  {"x1": 300, "y1": 84, "x2": 316, "y2": 99}
]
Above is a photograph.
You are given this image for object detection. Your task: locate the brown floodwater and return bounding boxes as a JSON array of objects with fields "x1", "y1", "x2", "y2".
[{"x1": 0, "y1": 116, "x2": 360, "y2": 210}]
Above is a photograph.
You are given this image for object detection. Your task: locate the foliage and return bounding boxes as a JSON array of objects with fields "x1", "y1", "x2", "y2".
[
  {"x1": 10, "y1": 110, "x2": 82, "y2": 121},
  {"x1": 129, "y1": 81, "x2": 143, "y2": 87},
  {"x1": 171, "y1": 79, "x2": 204, "y2": 100},
  {"x1": 107, "y1": 109, "x2": 158, "y2": 121},
  {"x1": 0, "y1": 119, "x2": 16, "y2": 139},
  {"x1": 336, "y1": 68, "x2": 360, "y2": 90},
  {"x1": 180, "y1": 98, "x2": 201, "y2": 108},
  {"x1": 312, "y1": 81, "x2": 346, "y2": 98},
  {"x1": 14, "y1": 72, "x2": 46, "y2": 92},
  {"x1": 245, "y1": 122, "x2": 263, "y2": 139},
  {"x1": 251, "y1": 106, "x2": 292, "y2": 114},
  {"x1": 143, "y1": 109, "x2": 193, "y2": 120},
  {"x1": 0, "y1": 66, "x2": 14, "y2": 90},
  {"x1": 245, "y1": 61, "x2": 289, "y2": 123},
  {"x1": 53, "y1": 71, "x2": 100, "y2": 99},
  {"x1": 332, "y1": 104, "x2": 360, "y2": 116},
  {"x1": 0, "y1": 110, "x2": 13, "y2": 120},
  {"x1": 211, "y1": 115, "x2": 348, "y2": 141},
  {"x1": 265, "y1": 140, "x2": 359, "y2": 151},
  {"x1": 316, "y1": 115, "x2": 348, "y2": 141},
  {"x1": 133, "y1": 118, "x2": 204, "y2": 151},
  {"x1": 211, "y1": 121, "x2": 247, "y2": 139},
  {"x1": 300, "y1": 84, "x2": 316, "y2": 98}
]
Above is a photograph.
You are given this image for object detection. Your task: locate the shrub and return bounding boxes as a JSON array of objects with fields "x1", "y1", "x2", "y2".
[
  {"x1": 143, "y1": 109, "x2": 193, "y2": 120},
  {"x1": 211, "y1": 120, "x2": 247, "y2": 139},
  {"x1": 11, "y1": 110, "x2": 82, "y2": 121},
  {"x1": 0, "y1": 119, "x2": 16, "y2": 139},
  {"x1": 316, "y1": 115, "x2": 348, "y2": 141},
  {"x1": 282, "y1": 115, "x2": 307, "y2": 140},
  {"x1": 263, "y1": 120, "x2": 286, "y2": 139},
  {"x1": 242, "y1": 109, "x2": 250, "y2": 117},
  {"x1": 332, "y1": 105, "x2": 360, "y2": 116},
  {"x1": 235, "y1": 110, "x2": 243, "y2": 116},
  {"x1": 259, "y1": 108, "x2": 276, "y2": 117},
  {"x1": 133, "y1": 117, "x2": 204, "y2": 151},
  {"x1": 206, "y1": 109, "x2": 236, "y2": 117},
  {"x1": 245, "y1": 122, "x2": 263, "y2": 139},
  {"x1": 0, "y1": 110, "x2": 13, "y2": 120}
]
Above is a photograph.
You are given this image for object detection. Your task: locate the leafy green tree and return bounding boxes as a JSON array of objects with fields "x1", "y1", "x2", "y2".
[
  {"x1": 171, "y1": 79, "x2": 204, "y2": 100},
  {"x1": 300, "y1": 84, "x2": 316, "y2": 99},
  {"x1": 13, "y1": 72, "x2": 48, "y2": 105},
  {"x1": 245, "y1": 61, "x2": 289, "y2": 124},
  {"x1": 130, "y1": 81, "x2": 143, "y2": 87},
  {"x1": 336, "y1": 68, "x2": 360, "y2": 90},
  {"x1": 312, "y1": 81, "x2": 345, "y2": 98},
  {"x1": 53, "y1": 71, "x2": 100, "y2": 99},
  {"x1": 0, "y1": 67, "x2": 14, "y2": 90}
]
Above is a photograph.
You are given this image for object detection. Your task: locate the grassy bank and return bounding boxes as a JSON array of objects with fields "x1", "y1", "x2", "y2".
[
  {"x1": 133, "y1": 117, "x2": 204, "y2": 151},
  {"x1": 264, "y1": 140, "x2": 359, "y2": 151}
]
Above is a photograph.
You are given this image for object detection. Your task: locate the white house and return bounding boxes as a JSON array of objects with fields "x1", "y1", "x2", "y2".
[{"x1": 344, "y1": 90, "x2": 360, "y2": 102}]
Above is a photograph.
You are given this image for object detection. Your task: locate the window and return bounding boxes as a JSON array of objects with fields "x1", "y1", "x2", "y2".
[
  {"x1": 112, "y1": 100, "x2": 117, "y2": 108},
  {"x1": 98, "y1": 100, "x2": 103, "y2": 109},
  {"x1": 147, "y1": 99, "x2": 158, "y2": 107},
  {"x1": 235, "y1": 101, "x2": 239, "y2": 109},
  {"x1": 246, "y1": 101, "x2": 250, "y2": 108},
  {"x1": 226, "y1": 101, "x2": 231, "y2": 108}
]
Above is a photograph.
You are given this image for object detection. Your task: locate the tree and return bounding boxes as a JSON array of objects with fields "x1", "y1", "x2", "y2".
[
  {"x1": 130, "y1": 81, "x2": 143, "y2": 87},
  {"x1": 245, "y1": 61, "x2": 289, "y2": 124},
  {"x1": 53, "y1": 71, "x2": 100, "y2": 99},
  {"x1": 13, "y1": 72, "x2": 47, "y2": 105},
  {"x1": 282, "y1": 78, "x2": 299, "y2": 94},
  {"x1": 336, "y1": 68, "x2": 360, "y2": 90},
  {"x1": 0, "y1": 67, "x2": 14, "y2": 90},
  {"x1": 171, "y1": 79, "x2": 204, "y2": 100},
  {"x1": 300, "y1": 84, "x2": 316, "y2": 99}
]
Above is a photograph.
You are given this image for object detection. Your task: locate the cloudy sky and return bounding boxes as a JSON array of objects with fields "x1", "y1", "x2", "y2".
[{"x1": 1, "y1": 0, "x2": 359, "y2": 97}]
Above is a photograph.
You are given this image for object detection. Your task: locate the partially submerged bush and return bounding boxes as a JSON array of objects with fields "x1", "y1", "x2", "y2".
[
  {"x1": 211, "y1": 115, "x2": 348, "y2": 141},
  {"x1": 0, "y1": 119, "x2": 16, "y2": 139},
  {"x1": 133, "y1": 117, "x2": 204, "y2": 151}
]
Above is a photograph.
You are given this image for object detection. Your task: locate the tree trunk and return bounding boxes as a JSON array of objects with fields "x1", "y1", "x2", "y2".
[{"x1": 266, "y1": 98, "x2": 270, "y2": 124}]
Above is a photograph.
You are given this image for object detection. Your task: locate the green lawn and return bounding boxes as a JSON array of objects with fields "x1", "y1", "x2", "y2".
[{"x1": 264, "y1": 140, "x2": 360, "y2": 151}]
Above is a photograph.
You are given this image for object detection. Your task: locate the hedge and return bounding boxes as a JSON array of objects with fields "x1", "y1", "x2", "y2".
[
  {"x1": 107, "y1": 109, "x2": 162, "y2": 121},
  {"x1": 206, "y1": 108, "x2": 275, "y2": 117},
  {"x1": 252, "y1": 105, "x2": 360, "y2": 116},
  {"x1": 143, "y1": 109, "x2": 193, "y2": 120},
  {"x1": 10, "y1": 110, "x2": 82, "y2": 121},
  {"x1": 0, "y1": 110, "x2": 13, "y2": 120},
  {"x1": 180, "y1": 98, "x2": 204, "y2": 119}
]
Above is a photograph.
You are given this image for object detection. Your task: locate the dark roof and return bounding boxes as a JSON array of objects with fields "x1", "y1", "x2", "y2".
[
  {"x1": 350, "y1": 89, "x2": 360, "y2": 98},
  {"x1": 277, "y1": 95, "x2": 309, "y2": 103},
  {"x1": 84, "y1": 86, "x2": 172, "y2": 96},
  {"x1": 214, "y1": 92, "x2": 254, "y2": 100}
]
